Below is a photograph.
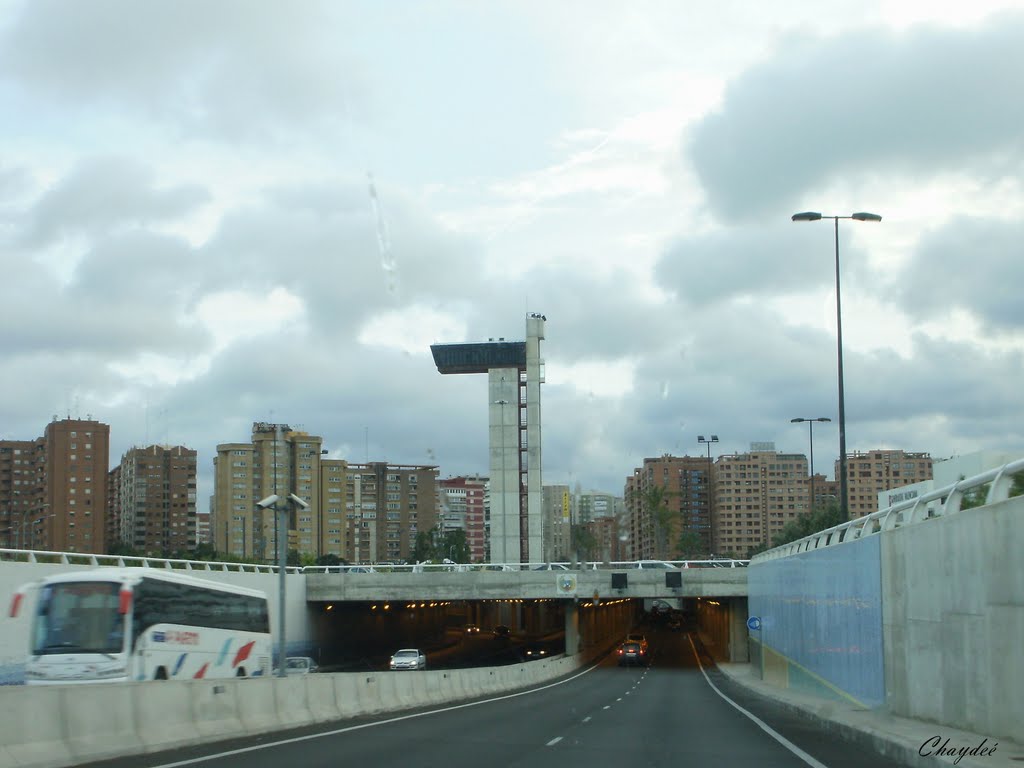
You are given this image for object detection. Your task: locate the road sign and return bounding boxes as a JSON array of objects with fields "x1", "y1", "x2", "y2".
[{"x1": 747, "y1": 616, "x2": 762, "y2": 631}]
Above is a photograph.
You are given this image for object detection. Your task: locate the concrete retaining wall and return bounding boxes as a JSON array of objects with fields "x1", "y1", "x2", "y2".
[
  {"x1": 882, "y1": 495, "x2": 1024, "y2": 743},
  {"x1": 0, "y1": 655, "x2": 582, "y2": 768}
]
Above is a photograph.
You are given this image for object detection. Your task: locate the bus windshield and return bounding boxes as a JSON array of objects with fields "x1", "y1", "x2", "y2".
[{"x1": 32, "y1": 581, "x2": 125, "y2": 656}]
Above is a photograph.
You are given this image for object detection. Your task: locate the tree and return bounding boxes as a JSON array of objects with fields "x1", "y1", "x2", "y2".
[
  {"x1": 439, "y1": 528, "x2": 470, "y2": 563},
  {"x1": 316, "y1": 553, "x2": 345, "y2": 566},
  {"x1": 674, "y1": 529, "x2": 704, "y2": 560},
  {"x1": 640, "y1": 484, "x2": 675, "y2": 559},
  {"x1": 412, "y1": 529, "x2": 435, "y2": 563},
  {"x1": 572, "y1": 524, "x2": 598, "y2": 561}
]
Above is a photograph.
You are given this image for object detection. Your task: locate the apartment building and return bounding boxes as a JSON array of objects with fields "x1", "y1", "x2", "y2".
[
  {"x1": 0, "y1": 417, "x2": 110, "y2": 553},
  {"x1": 541, "y1": 484, "x2": 572, "y2": 562},
  {"x1": 343, "y1": 462, "x2": 438, "y2": 564},
  {"x1": 623, "y1": 455, "x2": 713, "y2": 560},
  {"x1": 213, "y1": 422, "x2": 323, "y2": 563},
  {"x1": 712, "y1": 445, "x2": 809, "y2": 558},
  {"x1": 438, "y1": 475, "x2": 487, "y2": 562},
  {"x1": 841, "y1": 449, "x2": 933, "y2": 518},
  {"x1": 107, "y1": 445, "x2": 197, "y2": 555}
]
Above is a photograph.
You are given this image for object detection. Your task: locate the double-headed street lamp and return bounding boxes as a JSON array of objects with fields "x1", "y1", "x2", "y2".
[
  {"x1": 792, "y1": 211, "x2": 882, "y2": 519},
  {"x1": 791, "y1": 417, "x2": 831, "y2": 513},
  {"x1": 697, "y1": 435, "x2": 718, "y2": 554}
]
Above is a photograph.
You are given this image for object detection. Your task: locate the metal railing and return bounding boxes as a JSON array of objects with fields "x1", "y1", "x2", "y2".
[
  {"x1": 301, "y1": 558, "x2": 749, "y2": 574},
  {"x1": 751, "y1": 457, "x2": 1024, "y2": 563},
  {"x1": 0, "y1": 548, "x2": 302, "y2": 573}
]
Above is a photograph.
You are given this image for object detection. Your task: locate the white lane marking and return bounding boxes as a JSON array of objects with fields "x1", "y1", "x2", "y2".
[
  {"x1": 616, "y1": 697, "x2": 622, "y2": 701},
  {"x1": 546, "y1": 737, "x2": 563, "y2": 747},
  {"x1": 145, "y1": 658, "x2": 608, "y2": 768},
  {"x1": 582, "y1": 716, "x2": 592, "y2": 723},
  {"x1": 686, "y1": 636, "x2": 829, "y2": 768},
  {"x1": 603, "y1": 705, "x2": 611, "y2": 710}
]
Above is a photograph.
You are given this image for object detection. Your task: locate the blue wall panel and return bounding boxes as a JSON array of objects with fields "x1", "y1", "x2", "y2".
[{"x1": 749, "y1": 536, "x2": 884, "y2": 707}]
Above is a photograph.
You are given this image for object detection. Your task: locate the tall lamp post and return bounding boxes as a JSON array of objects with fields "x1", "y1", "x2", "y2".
[
  {"x1": 792, "y1": 210, "x2": 881, "y2": 519},
  {"x1": 791, "y1": 418, "x2": 831, "y2": 514},
  {"x1": 697, "y1": 435, "x2": 718, "y2": 555}
]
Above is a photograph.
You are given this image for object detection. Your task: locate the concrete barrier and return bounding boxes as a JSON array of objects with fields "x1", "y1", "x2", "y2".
[
  {"x1": 0, "y1": 654, "x2": 589, "y2": 768},
  {"x1": 192, "y1": 680, "x2": 245, "y2": 741},
  {"x1": 133, "y1": 680, "x2": 203, "y2": 754},
  {"x1": 236, "y1": 678, "x2": 281, "y2": 734},
  {"x1": 63, "y1": 682, "x2": 148, "y2": 764},
  {"x1": 334, "y1": 674, "x2": 362, "y2": 719},
  {"x1": 0, "y1": 685, "x2": 77, "y2": 768},
  {"x1": 274, "y1": 675, "x2": 313, "y2": 730},
  {"x1": 306, "y1": 673, "x2": 340, "y2": 722}
]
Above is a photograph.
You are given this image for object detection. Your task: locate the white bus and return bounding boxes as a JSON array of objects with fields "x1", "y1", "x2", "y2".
[{"x1": 11, "y1": 567, "x2": 272, "y2": 684}]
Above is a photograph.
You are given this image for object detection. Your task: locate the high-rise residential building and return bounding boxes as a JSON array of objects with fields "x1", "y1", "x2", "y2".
[
  {"x1": 577, "y1": 490, "x2": 623, "y2": 522},
  {"x1": 439, "y1": 475, "x2": 487, "y2": 562},
  {"x1": 108, "y1": 445, "x2": 197, "y2": 556},
  {"x1": 213, "y1": 422, "x2": 323, "y2": 563},
  {"x1": 0, "y1": 417, "x2": 110, "y2": 553},
  {"x1": 0, "y1": 439, "x2": 39, "y2": 549},
  {"x1": 840, "y1": 449, "x2": 933, "y2": 518},
  {"x1": 713, "y1": 445, "x2": 809, "y2": 557},
  {"x1": 196, "y1": 512, "x2": 212, "y2": 547},
  {"x1": 542, "y1": 484, "x2": 572, "y2": 562},
  {"x1": 623, "y1": 455, "x2": 714, "y2": 560},
  {"x1": 343, "y1": 462, "x2": 438, "y2": 564}
]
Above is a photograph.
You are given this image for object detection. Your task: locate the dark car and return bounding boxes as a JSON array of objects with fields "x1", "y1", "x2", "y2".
[
  {"x1": 493, "y1": 625, "x2": 511, "y2": 637},
  {"x1": 617, "y1": 641, "x2": 647, "y2": 666}
]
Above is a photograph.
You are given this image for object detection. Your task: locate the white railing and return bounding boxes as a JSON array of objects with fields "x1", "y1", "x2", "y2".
[
  {"x1": 751, "y1": 457, "x2": 1024, "y2": 563},
  {"x1": 301, "y1": 558, "x2": 749, "y2": 574},
  {"x1": 0, "y1": 551, "x2": 749, "y2": 575},
  {"x1": 0, "y1": 548, "x2": 301, "y2": 573}
]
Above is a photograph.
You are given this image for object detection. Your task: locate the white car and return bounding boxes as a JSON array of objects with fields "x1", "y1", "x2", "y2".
[
  {"x1": 389, "y1": 649, "x2": 426, "y2": 670},
  {"x1": 283, "y1": 656, "x2": 318, "y2": 675}
]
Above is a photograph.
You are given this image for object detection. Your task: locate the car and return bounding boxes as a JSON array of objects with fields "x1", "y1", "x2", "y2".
[
  {"x1": 464, "y1": 623, "x2": 481, "y2": 634},
  {"x1": 389, "y1": 648, "x2": 426, "y2": 670},
  {"x1": 667, "y1": 617, "x2": 682, "y2": 632},
  {"x1": 617, "y1": 641, "x2": 647, "y2": 666},
  {"x1": 492, "y1": 625, "x2": 511, "y2": 637},
  {"x1": 283, "y1": 656, "x2": 318, "y2": 675},
  {"x1": 625, "y1": 632, "x2": 649, "y2": 652},
  {"x1": 522, "y1": 643, "x2": 552, "y2": 659}
]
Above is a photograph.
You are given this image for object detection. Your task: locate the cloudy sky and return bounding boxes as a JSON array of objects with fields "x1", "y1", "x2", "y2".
[{"x1": 2, "y1": 0, "x2": 1023, "y2": 509}]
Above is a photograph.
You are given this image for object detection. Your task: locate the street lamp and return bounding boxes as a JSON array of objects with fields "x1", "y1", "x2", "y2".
[
  {"x1": 791, "y1": 418, "x2": 831, "y2": 514},
  {"x1": 697, "y1": 435, "x2": 718, "y2": 554},
  {"x1": 258, "y1": 492, "x2": 309, "y2": 677},
  {"x1": 792, "y1": 210, "x2": 882, "y2": 519}
]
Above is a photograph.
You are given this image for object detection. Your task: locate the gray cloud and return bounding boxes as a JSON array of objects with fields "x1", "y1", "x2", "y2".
[
  {"x1": 0, "y1": 0, "x2": 364, "y2": 142},
  {"x1": 893, "y1": 217, "x2": 1024, "y2": 332},
  {"x1": 688, "y1": 13, "x2": 1024, "y2": 218},
  {"x1": 23, "y1": 155, "x2": 208, "y2": 247}
]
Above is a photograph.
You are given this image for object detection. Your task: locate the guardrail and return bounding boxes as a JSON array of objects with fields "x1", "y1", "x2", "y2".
[
  {"x1": 300, "y1": 559, "x2": 749, "y2": 574},
  {"x1": 0, "y1": 549, "x2": 302, "y2": 573},
  {"x1": 0, "y1": 551, "x2": 748, "y2": 574},
  {"x1": 752, "y1": 457, "x2": 1024, "y2": 562}
]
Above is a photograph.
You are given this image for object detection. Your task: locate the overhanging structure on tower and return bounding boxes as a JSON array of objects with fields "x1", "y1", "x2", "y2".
[{"x1": 430, "y1": 315, "x2": 545, "y2": 564}]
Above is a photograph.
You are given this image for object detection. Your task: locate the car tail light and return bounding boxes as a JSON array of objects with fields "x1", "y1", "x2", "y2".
[{"x1": 119, "y1": 588, "x2": 132, "y2": 615}]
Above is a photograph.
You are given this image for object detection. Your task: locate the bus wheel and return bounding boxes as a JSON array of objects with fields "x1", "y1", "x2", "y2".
[
  {"x1": 155, "y1": 667, "x2": 168, "y2": 680},
  {"x1": 236, "y1": 667, "x2": 246, "y2": 677}
]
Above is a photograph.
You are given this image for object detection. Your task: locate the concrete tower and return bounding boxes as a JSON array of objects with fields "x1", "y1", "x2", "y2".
[{"x1": 430, "y1": 314, "x2": 546, "y2": 563}]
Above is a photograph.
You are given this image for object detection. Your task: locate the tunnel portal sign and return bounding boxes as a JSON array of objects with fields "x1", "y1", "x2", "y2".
[{"x1": 747, "y1": 616, "x2": 762, "y2": 631}]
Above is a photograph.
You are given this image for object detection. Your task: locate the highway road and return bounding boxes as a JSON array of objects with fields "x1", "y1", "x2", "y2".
[{"x1": 86, "y1": 627, "x2": 908, "y2": 768}]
